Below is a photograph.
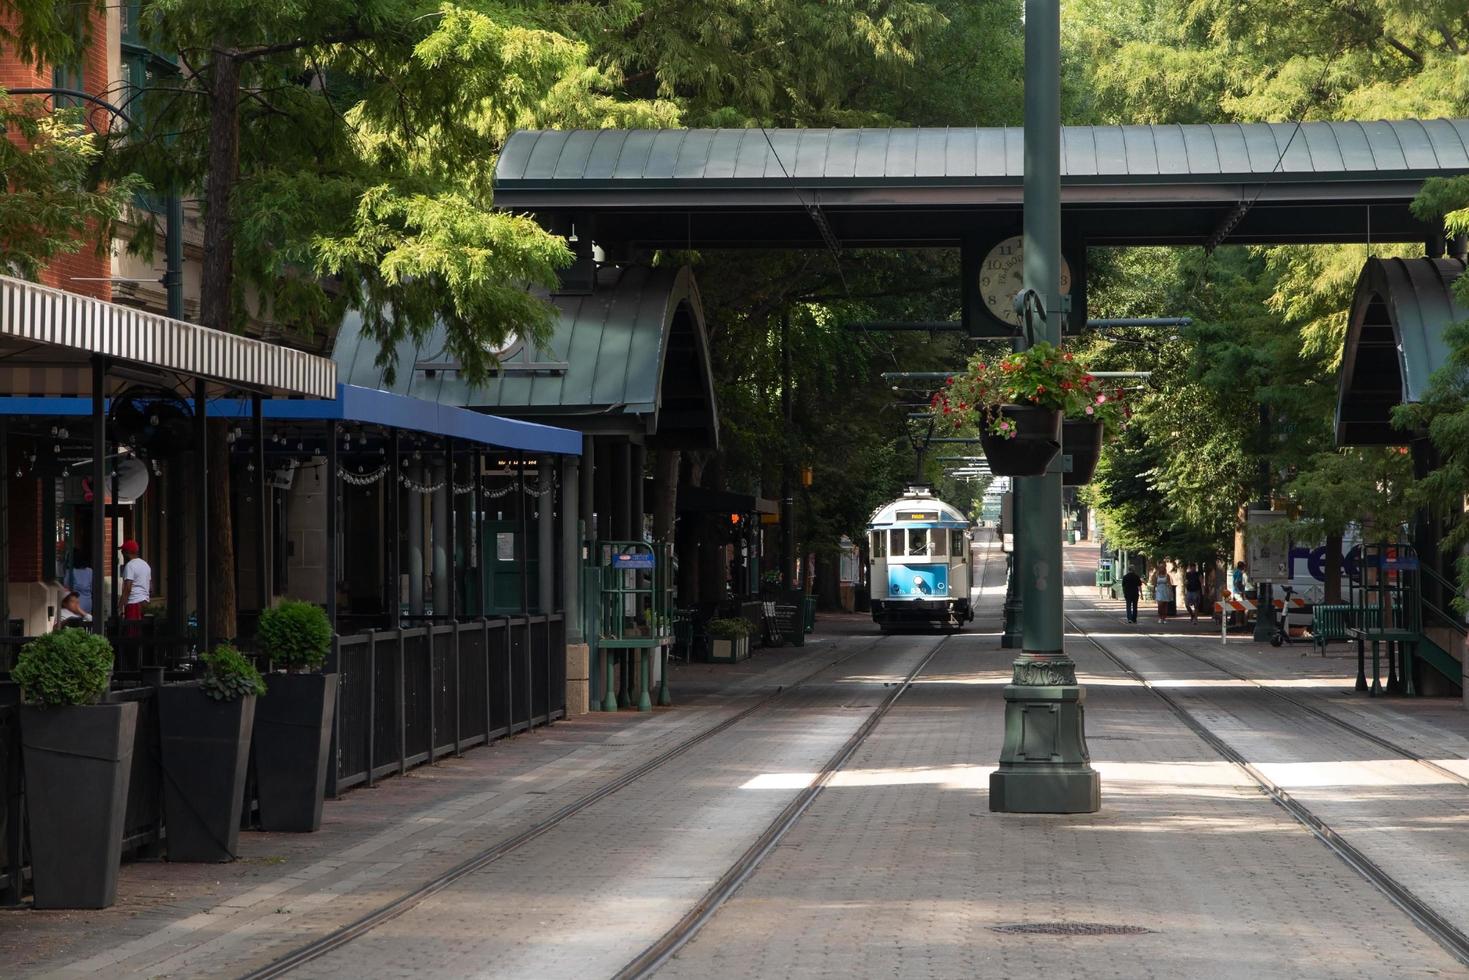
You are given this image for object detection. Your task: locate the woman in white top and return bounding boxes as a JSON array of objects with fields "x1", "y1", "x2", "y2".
[{"x1": 1151, "y1": 565, "x2": 1174, "y2": 623}]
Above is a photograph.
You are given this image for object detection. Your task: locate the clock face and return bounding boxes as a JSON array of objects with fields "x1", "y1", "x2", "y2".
[{"x1": 979, "y1": 235, "x2": 1073, "y2": 328}]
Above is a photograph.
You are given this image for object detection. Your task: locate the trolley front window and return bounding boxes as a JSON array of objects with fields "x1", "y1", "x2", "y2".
[
  {"x1": 889, "y1": 529, "x2": 904, "y2": 555},
  {"x1": 871, "y1": 530, "x2": 886, "y2": 558},
  {"x1": 908, "y1": 530, "x2": 930, "y2": 556}
]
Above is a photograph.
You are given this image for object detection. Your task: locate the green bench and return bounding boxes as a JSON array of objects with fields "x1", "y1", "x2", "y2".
[{"x1": 1311, "y1": 604, "x2": 1382, "y2": 655}]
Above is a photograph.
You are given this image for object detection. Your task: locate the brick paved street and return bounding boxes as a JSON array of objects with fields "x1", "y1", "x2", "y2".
[{"x1": 8, "y1": 539, "x2": 1469, "y2": 978}]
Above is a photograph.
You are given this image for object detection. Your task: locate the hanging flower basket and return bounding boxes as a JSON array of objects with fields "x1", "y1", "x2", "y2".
[
  {"x1": 979, "y1": 405, "x2": 1063, "y2": 476},
  {"x1": 1062, "y1": 419, "x2": 1105, "y2": 486}
]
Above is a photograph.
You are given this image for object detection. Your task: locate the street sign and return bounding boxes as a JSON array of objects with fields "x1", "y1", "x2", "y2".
[{"x1": 612, "y1": 552, "x2": 655, "y2": 569}]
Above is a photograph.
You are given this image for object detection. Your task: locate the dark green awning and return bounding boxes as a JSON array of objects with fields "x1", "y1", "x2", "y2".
[
  {"x1": 332, "y1": 265, "x2": 718, "y2": 448},
  {"x1": 1337, "y1": 257, "x2": 1466, "y2": 446}
]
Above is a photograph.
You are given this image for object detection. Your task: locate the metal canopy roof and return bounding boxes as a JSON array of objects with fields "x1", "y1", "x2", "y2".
[
  {"x1": 333, "y1": 264, "x2": 719, "y2": 448},
  {"x1": 1336, "y1": 257, "x2": 1465, "y2": 445},
  {"x1": 0, "y1": 274, "x2": 335, "y2": 398},
  {"x1": 495, "y1": 120, "x2": 1466, "y2": 247}
]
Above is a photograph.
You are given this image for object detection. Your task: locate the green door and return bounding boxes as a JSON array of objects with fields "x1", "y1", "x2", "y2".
[{"x1": 481, "y1": 521, "x2": 539, "y2": 613}]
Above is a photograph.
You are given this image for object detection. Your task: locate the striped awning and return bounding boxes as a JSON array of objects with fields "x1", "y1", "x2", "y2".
[{"x1": 0, "y1": 274, "x2": 335, "y2": 398}]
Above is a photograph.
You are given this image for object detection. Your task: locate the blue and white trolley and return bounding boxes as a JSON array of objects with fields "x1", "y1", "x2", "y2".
[{"x1": 867, "y1": 487, "x2": 974, "y2": 631}]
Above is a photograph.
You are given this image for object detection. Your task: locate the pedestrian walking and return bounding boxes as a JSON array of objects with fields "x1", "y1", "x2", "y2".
[
  {"x1": 1184, "y1": 563, "x2": 1203, "y2": 623},
  {"x1": 1231, "y1": 561, "x2": 1249, "y2": 596},
  {"x1": 1121, "y1": 567, "x2": 1142, "y2": 624},
  {"x1": 1151, "y1": 564, "x2": 1174, "y2": 623},
  {"x1": 120, "y1": 540, "x2": 151, "y2": 623},
  {"x1": 65, "y1": 548, "x2": 93, "y2": 615}
]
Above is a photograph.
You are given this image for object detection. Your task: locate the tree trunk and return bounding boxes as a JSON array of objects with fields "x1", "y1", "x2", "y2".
[
  {"x1": 1324, "y1": 528, "x2": 1343, "y2": 604},
  {"x1": 200, "y1": 50, "x2": 241, "y2": 644},
  {"x1": 816, "y1": 548, "x2": 840, "y2": 611},
  {"x1": 651, "y1": 449, "x2": 679, "y2": 542},
  {"x1": 1233, "y1": 503, "x2": 1247, "y2": 566}
]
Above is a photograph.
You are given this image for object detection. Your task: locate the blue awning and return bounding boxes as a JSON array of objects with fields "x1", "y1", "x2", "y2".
[{"x1": 0, "y1": 383, "x2": 582, "y2": 455}]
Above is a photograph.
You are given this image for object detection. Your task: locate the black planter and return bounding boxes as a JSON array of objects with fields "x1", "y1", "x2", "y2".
[
  {"x1": 252, "y1": 672, "x2": 337, "y2": 832},
  {"x1": 158, "y1": 683, "x2": 256, "y2": 862},
  {"x1": 979, "y1": 405, "x2": 1063, "y2": 476},
  {"x1": 20, "y1": 701, "x2": 138, "y2": 908},
  {"x1": 1062, "y1": 419, "x2": 1105, "y2": 486}
]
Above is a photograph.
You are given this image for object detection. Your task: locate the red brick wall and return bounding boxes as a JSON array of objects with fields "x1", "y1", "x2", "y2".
[{"x1": 0, "y1": 7, "x2": 112, "y2": 301}]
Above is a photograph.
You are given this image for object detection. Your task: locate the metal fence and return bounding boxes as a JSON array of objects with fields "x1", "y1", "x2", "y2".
[
  {"x1": 329, "y1": 614, "x2": 565, "y2": 793},
  {"x1": 0, "y1": 612, "x2": 565, "y2": 904}
]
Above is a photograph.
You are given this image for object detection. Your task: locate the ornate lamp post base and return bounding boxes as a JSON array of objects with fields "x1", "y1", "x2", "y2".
[{"x1": 989, "y1": 656, "x2": 1100, "y2": 813}]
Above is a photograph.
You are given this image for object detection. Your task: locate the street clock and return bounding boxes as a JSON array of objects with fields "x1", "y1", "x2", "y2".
[{"x1": 979, "y1": 235, "x2": 1073, "y2": 329}]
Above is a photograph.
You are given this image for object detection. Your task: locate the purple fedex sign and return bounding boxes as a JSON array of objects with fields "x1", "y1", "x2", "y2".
[{"x1": 1286, "y1": 542, "x2": 1374, "y2": 600}]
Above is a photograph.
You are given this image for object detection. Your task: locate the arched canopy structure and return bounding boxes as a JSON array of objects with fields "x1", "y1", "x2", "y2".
[
  {"x1": 1336, "y1": 257, "x2": 1467, "y2": 445},
  {"x1": 333, "y1": 265, "x2": 718, "y2": 449}
]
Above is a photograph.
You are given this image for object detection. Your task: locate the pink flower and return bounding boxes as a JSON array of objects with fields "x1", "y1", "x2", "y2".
[
  {"x1": 1096, "y1": 394, "x2": 1106, "y2": 403},
  {"x1": 1085, "y1": 405, "x2": 1094, "y2": 415}
]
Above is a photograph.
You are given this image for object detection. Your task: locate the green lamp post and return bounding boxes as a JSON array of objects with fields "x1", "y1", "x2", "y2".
[{"x1": 989, "y1": 0, "x2": 1101, "y2": 814}]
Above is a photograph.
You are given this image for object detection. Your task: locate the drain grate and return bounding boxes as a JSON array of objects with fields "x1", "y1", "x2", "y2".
[{"x1": 991, "y1": 922, "x2": 1153, "y2": 936}]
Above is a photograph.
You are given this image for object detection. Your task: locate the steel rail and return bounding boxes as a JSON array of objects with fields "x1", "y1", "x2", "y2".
[
  {"x1": 1065, "y1": 613, "x2": 1469, "y2": 969},
  {"x1": 1139, "y1": 631, "x2": 1469, "y2": 789},
  {"x1": 613, "y1": 632, "x2": 952, "y2": 980},
  {"x1": 239, "y1": 635, "x2": 886, "y2": 980}
]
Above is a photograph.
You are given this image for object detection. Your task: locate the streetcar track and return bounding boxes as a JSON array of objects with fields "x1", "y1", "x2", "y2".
[
  {"x1": 239, "y1": 634, "x2": 885, "y2": 980},
  {"x1": 243, "y1": 534, "x2": 997, "y2": 979},
  {"x1": 614, "y1": 536, "x2": 998, "y2": 978},
  {"x1": 612, "y1": 631, "x2": 954, "y2": 980},
  {"x1": 1064, "y1": 611, "x2": 1469, "y2": 968},
  {"x1": 1139, "y1": 628, "x2": 1469, "y2": 789}
]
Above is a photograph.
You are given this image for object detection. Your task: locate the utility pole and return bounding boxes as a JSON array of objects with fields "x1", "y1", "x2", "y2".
[
  {"x1": 990, "y1": 0, "x2": 1100, "y2": 814},
  {"x1": 780, "y1": 309, "x2": 796, "y2": 591}
]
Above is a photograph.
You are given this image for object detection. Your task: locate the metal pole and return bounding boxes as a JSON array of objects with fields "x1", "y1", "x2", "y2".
[
  {"x1": 91, "y1": 358, "x2": 106, "y2": 635},
  {"x1": 991, "y1": 0, "x2": 1098, "y2": 814},
  {"x1": 445, "y1": 439, "x2": 456, "y2": 621},
  {"x1": 407, "y1": 455, "x2": 424, "y2": 616},
  {"x1": 0, "y1": 421, "x2": 9, "y2": 632},
  {"x1": 516, "y1": 454, "x2": 530, "y2": 616},
  {"x1": 253, "y1": 394, "x2": 268, "y2": 615},
  {"x1": 537, "y1": 456, "x2": 554, "y2": 611},
  {"x1": 780, "y1": 310, "x2": 795, "y2": 590},
  {"x1": 389, "y1": 430, "x2": 401, "y2": 629},
  {"x1": 431, "y1": 447, "x2": 448, "y2": 616},
  {"x1": 563, "y1": 452, "x2": 582, "y2": 643},
  {"x1": 193, "y1": 377, "x2": 209, "y2": 649},
  {"x1": 326, "y1": 420, "x2": 339, "y2": 633}
]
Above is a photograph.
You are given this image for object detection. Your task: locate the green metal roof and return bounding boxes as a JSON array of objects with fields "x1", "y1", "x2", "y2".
[
  {"x1": 332, "y1": 265, "x2": 718, "y2": 447},
  {"x1": 1337, "y1": 257, "x2": 1466, "y2": 445},
  {"x1": 494, "y1": 121, "x2": 1464, "y2": 247},
  {"x1": 498, "y1": 121, "x2": 1469, "y2": 187}
]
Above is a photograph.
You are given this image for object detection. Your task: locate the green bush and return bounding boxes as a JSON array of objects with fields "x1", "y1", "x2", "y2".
[
  {"x1": 705, "y1": 617, "x2": 751, "y2": 640},
  {"x1": 201, "y1": 645, "x2": 266, "y2": 701},
  {"x1": 12, "y1": 630, "x2": 113, "y2": 706},
  {"x1": 256, "y1": 600, "x2": 332, "y2": 671}
]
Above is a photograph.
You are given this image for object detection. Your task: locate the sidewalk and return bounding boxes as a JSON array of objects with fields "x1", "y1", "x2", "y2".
[{"x1": 3, "y1": 620, "x2": 867, "y2": 977}]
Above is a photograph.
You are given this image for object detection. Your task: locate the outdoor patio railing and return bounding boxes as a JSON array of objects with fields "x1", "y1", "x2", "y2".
[
  {"x1": 0, "y1": 611, "x2": 566, "y2": 905},
  {"x1": 329, "y1": 613, "x2": 565, "y2": 793}
]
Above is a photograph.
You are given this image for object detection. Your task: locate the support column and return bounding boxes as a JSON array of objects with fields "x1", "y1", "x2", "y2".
[
  {"x1": 594, "y1": 437, "x2": 612, "y2": 541},
  {"x1": 253, "y1": 394, "x2": 269, "y2": 613},
  {"x1": 388, "y1": 430, "x2": 401, "y2": 628},
  {"x1": 0, "y1": 421, "x2": 9, "y2": 631},
  {"x1": 91, "y1": 358, "x2": 106, "y2": 634},
  {"x1": 446, "y1": 439, "x2": 457, "y2": 621},
  {"x1": 407, "y1": 459, "x2": 425, "y2": 616},
  {"x1": 630, "y1": 444, "x2": 646, "y2": 542},
  {"x1": 610, "y1": 441, "x2": 631, "y2": 540},
  {"x1": 991, "y1": 0, "x2": 1098, "y2": 814},
  {"x1": 537, "y1": 457, "x2": 555, "y2": 612},
  {"x1": 516, "y1": 454, "x2": 530, "y2": 615},
  {"x1": 562, "y1": 451, "x2": 588, "y2": 713},
  {"x1": 193, "y1": 376, "x2": 209, "y2": 649},
  {"x1": 431, "y1": 450, "x2": 449, "y2": 617},
  {"x1": 326, "y1": 420, "x2": 339, "y2": 633}
]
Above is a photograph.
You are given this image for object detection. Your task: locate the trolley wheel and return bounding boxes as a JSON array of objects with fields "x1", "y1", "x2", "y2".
[{"x1": 1270, "y1": 633, "x2": 1284, "y2": 647}]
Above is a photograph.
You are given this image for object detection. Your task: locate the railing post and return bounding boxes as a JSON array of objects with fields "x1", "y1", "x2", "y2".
[
  {"x1": 365, "y1": 632, "x2": 377, "y2": 788},
  {"x1": 397, "y1": 628, "x2": 407, "y2": 776},
  {"x1": 427, "y1": 626, "x2": 438, "y2": 760},
  {"x1": 453, "y1": 622, "x2": 462, "y2": 757},
  {"x1": 325, "y1": 634, "x2": 341, "y2": 798}
]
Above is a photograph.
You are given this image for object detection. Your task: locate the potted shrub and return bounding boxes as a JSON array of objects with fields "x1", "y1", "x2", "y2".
[
  {"x1": 936, "y1": 342, "x2": 1089, "y2": 477},
  {"x1": 1063, "y1": 377, "x2": 1131, "y2": 486},
  {"x1": 158, "y1": 646, "x2": 265, "y2": 862},
  {"x1": 252, "y1": 600, "x2": 336, "y2": 832},
  {"x1": 12, "y1": 630, "x2": 134, "y2": 909},
  {"x1": 706, "y1": 618, "x2": 752, "y2": 663}
]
